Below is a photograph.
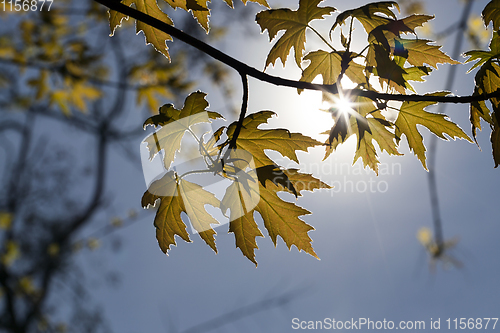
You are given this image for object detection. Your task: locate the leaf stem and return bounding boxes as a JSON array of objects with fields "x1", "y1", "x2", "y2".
[
  {"x1": 308, "y1": 25, "x2": 336, "y2": 52},
  {"x1": 228, "y1": 72, "x2": 249, "y2": 150},
  {"x1": 347, "y1": 17, "x2": 354, "y2": 52}
]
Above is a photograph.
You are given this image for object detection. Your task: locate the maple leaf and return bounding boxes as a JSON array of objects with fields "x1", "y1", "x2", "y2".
[
  {"x1": 368, "y1": 14, "x2": 433, "y2": 49},
  {"x1": 164, "y1": 0, "x2": 210, "y2": 32},
  {"x1": 137, "y1": 85, "x2": 174, "y2": 113},
  {"x1": 142, "y1": 171, "x2": 220, "y2": 254},
  {"x1": 465, "y1": 32, "x2": 500, "y2": 73},
  {"x1": 332, "y1": 1, "x2": 399, "y2": 34},
  {"x1": 225, "y1": 111, "x2": 322, "y2": 168},
  {"x1": 483, "y1": 0, "x2": 500, "y2": 31},
  {"x1": 27, "y1": 70, "x2": 50, "y2": 100},
  {"x1": 353, "y1": 117, "x2": 402, "y2": 175},
  {"x1": 222, "y1": 167, "x2": 328, "y2": 264},
  {"x1": 470, "y1": 87, "x2": 493, "y2": 144},
  {"x1": 50, "y1": 80, "x2": 101, "y2": 115},
  {"x1": 324, "y1": 97, "x2": 401, "y2": 174},
  {"x1": 475, "y1": 61, "x2": 500, "y2": 107},
  {"x1": 222, "y1": 176, "x2": 263, "y2": 265},
  {"x1": 395, "y1": 92, "x2": 472, "y2": 169},
  {"x1": 396, "y1": 39, "x2": 460, "y2": 69},
  {"x1": 368, "y1": 43, "x2": 407, "y2": 89},
  {"x1": 299, "y1": 50, "x2": 366, "y2": 96},
  {"x1": 222, "y1": 0, "x2": 270, "y2": 8},
  {"x1": 256, "y1": 0, "x2": 336, "y2": 68},
  {"x1": 143, "y1": 91, "x2": 223, "y2": 169},
  {"x1": 109, "y1": 0, "x2": 173, "y2": 60},
  {"x1": 199, "y1": 126, "x2": 225, "y2": 159}
]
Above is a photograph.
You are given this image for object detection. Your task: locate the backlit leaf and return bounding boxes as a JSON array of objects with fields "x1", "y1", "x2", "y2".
[
  {"x1": 222, "y1": 167, "x2": 325, "y2": 264},
  {"x1": 256, "y1": 0, "x2": 336, "y2": 68},
  {"x1": 143, "y1": 91, "x2": 223, "y2": 169},
  {"x1": 164, "y1": 0, "x2": 210, "y2": 32},
  {"x1": 397, "y1": 39, "x2": 460, "y2": 69},
  {"x1": 395, "y1": 92, "x2": 472, "y2": 169},
  {"x1": 225, "y1": 111, "x2": 322, "y2": 167},
  {"x1": 483, "y1": 0, "x2": 500, "y2": 31},
  {"x1": 109, "y1": 0, "x2": 173, "y2": 60},
  {"x1": 142, "y1": 171, "x2": 220, "y2": 253},
  {"x1": 332, "y1": 1, "x2": 399, "y2": 34}
]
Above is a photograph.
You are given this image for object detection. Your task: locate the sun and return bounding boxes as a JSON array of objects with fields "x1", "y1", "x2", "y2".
[{"x1": 331, "y1": 94, "x2": 354, "y2": 117}]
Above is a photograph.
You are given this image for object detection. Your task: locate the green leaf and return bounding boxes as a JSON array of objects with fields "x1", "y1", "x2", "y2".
[
  {"x1": 225, "y1": 111, "x2": 322, "y2": 168},
  {"x1": 475, "y1": 61, "x2": 500, "y2": 107},
  {"x1": 483, "y1": 0, "x2": 500, "y2": 31},
  {"x1": 395, "y1": 92, "x2": 472, "y2": 169},
  {"x1": 470, "y1": 87, "x2": 493, "y2": 144},
  {"x1": 142, "y1": 171, "x2": 220, "y2": 254},
  {"x1": 256, "y1": 0, "x2": 336, "y2": 68},
  {"x1": 464, "y1": 32, "x2": 500, "y2": 73},
  {"x1": 143, "y1": 91, "x2": 223, "y2": 169},
  {"x1": 332, "y1": 1, "x2": 399, "y2": 34}
]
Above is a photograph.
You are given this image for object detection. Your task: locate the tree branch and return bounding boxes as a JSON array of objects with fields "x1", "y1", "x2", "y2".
[
  {"x1": 93, "y1": 0, "x2": 500, "y2": 104},
  {"x1": 228, "y1": 73, "x2": 249, "y2": 150}
]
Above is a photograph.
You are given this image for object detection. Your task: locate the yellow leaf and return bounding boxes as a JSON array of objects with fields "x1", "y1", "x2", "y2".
[
  {"x1": 109, "y1": 0, "x2": 173, "y2": 59},
  {"x1": 1, "y1": 241, "x2": 20, "y2": 266},
  {"x1": 142, "y1": 171, "x2": 220, "y2": 253},
  {"x1": 164, "y1": 0, "x2": 210, "y2": 32},
  {"x1": 225, "y1": 111, "x2": 322, "y2": 168},
  {"x1": 143, "y1": 91, "x2": 223, "y2": 169},
  {"x1": 47, "y1": 243, "x2": 60, "y2": 257},
  {"x1": 242, "y1": 0, "x2": 269, "y2": 7},
  {"x1": 397, "y1": 39, "x2": 461, "y2": 69},
  {"x1": 332, "y1": 1, "x2": 399, "y2": 34},
  {"x1": 0, "y1": 212, "x2": 13, "y2": 229},
  {"x1": 50, "y1": 81, "x2": 101, "y2": 115},
  {"x1": 18, "y1": 276, "x2": 37, "y2": 296},
  {"x1": 483, "y1": 0, "x2": 500, "y2": 30},
  {"x1": 395, "y1": 92, "x2": 472, "y2": 169},
  {"x1": 137, "y1": 85, "x2": 174, "y2": 112},
  {"x1": 222, "y1": 167, "x2": 326, "y2": 264},
  {"x1": 87, "y1": 238, "x2": 100, "y2": 250}
]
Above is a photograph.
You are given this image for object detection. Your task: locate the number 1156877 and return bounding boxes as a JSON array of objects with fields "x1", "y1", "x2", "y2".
[{"x1": 1, "y1": 0, "x2": 53, "y2": 11}]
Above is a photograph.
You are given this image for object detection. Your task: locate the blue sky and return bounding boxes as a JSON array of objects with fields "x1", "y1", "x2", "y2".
[{"x1": 69, "y1": 1, "x2": 500, "y2": 332}]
